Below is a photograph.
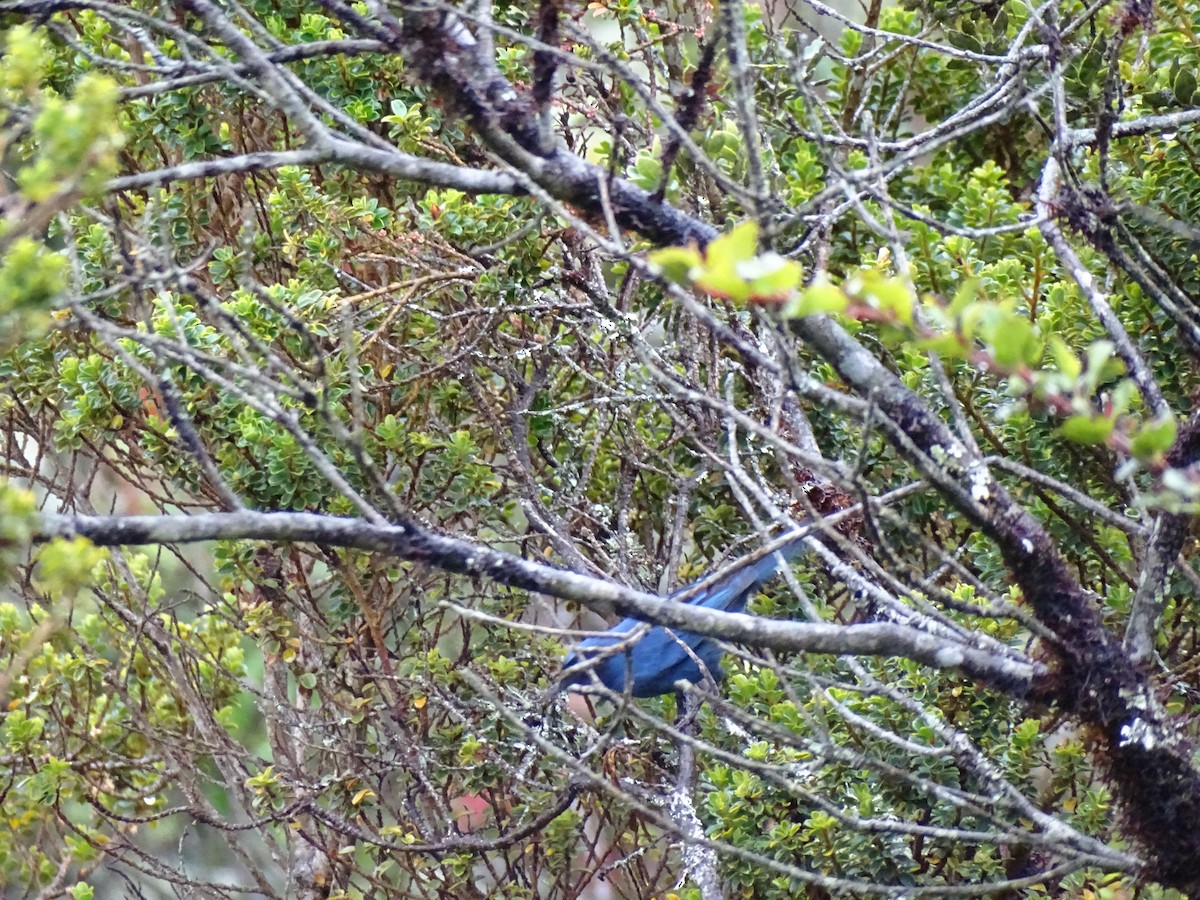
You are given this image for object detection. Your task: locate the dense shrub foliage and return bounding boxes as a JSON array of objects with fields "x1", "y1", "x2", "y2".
[{"x1": 1, "y1": 0, "x2": 1200, "y2": 896}]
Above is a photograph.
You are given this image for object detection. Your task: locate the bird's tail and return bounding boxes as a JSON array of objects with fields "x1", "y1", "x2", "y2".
[{"x1": 670, "y1": 522, "x2": 812, "y2": 612}]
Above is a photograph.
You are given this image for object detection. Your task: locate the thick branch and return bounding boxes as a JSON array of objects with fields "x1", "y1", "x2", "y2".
[
  {"x1": 788, "y1": 312, "x2": 1200, "y2": 892},
  {"x1": 37, "y1": 510, "x2": 1038, "y2": 694}
]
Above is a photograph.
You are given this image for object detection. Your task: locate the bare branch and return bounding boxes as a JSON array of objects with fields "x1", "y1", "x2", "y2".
[{"x1": 37, "y1": 510, "x2": 1040, "y2": 692}]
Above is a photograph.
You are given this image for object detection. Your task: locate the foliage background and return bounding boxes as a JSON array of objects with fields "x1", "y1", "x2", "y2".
[{"x1": 1, "y1": 0, "x2": 1199, "y2": 896}]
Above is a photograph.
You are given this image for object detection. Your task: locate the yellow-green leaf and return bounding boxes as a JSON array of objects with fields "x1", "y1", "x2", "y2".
[
  {"x1": 783, "y1": 275, "x2": 847, "y2": 318},
  {"x1": 1049, "y1": 336, "x2": 1081, "y2": 379},
  {"x1": 705, "y1": 220, "x2": 759, "y2": 267},
  {"x1": 1059, "y1": 414, "x2": 1114, "y2": 445},
  {"x1": 647, "y1": 245, "x2": 703, "y2": 283},
  {"x1": 1131, "y1": 414, "x2": 1177, "y2": 461},
  {"x1": 864, "y1": 276, "x2": 915, "y2": 326},
  {"x1": 694, "y1": 266, "x2": 750, "y2": 302},
  {"x1": 916, "y1": 333, "x2": 971, "y2": 360},
  {"x1": 949, "y1": 277, "x2": 981, "y2": 316},
  {"x1": 987, "y1": 315, "x2": 1041, "y2": 368},
  {"x1": 738, "y1": 253, "x2": 802, "y2": 301}
]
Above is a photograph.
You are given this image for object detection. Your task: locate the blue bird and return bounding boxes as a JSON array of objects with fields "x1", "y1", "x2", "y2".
[{"x1": 561, "y1": 530, "x2": 808, "y2": 697}]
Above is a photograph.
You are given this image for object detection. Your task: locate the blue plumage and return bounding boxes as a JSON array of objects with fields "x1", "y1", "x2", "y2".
[{"x1": 561, "y1": 532, "x2": 807, "y2": 697}]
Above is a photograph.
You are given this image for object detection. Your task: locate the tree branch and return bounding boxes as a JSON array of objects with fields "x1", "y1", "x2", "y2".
[
  {"x1": 37, "y1": 510, "x2": 1039, "y2": 694},
  {"x1": 107, "y1": 143, "x2": 520, "y2": 195}
]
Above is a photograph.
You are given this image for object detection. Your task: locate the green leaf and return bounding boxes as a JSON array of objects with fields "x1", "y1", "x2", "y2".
[
  {"x1": 864, "y1": 275, "x2": 915, "y2": 325},
  {"x1": 33, "y1": 536, "x2": 107, "y2": 596},
  {"x1": 783, "y1": 275, "x2": 848, "y2": 318},
  {"x1": 736, "y1": 252, "x2": 802, "y2": 301},
  {"x1": 1048, "y1": 336, "x2": 1081, "y2": 380},
  {"x1": 1083, "y1": 341, "x2": 1123, "y2": 391},
  {"x1": 694, "y1": 221, "x2": 761, "y2": 301},
  {"x1": 4, "y1": 709, "x2": 45, "y2": 749},
  {"x1": 647, "y1": 244, "x2": 703, "y2": 283},
  {"x1": 916, "y1": 332, "x2": 971, "y2": 360},
  {"x1": 986, "y1": 314, "x2": 1041, "y2": 368},
  {"x1": 959, "y1": 299, "x2": 998, "y2": 342},
  {"x1": 634, "y1": 152, "x2": 664, "y2": 185},
  {"x1": 705, "y1": 221, "x2": 759, "y2": 268},
  {"x1": 1174, "y1": 68, "x2": 1197, "y2": 106},
  {"x1": 1131, "y1": 414, "x2": 1177, "y2": 461},
  {"x1": 694, "y1": 266, "x2": 751, "y2": 302},
  {"x1": 946, "y1": 30, "x2": 982, "y2": 53},
  {"x1": 949, "y1": 277, "x2": 981, "y2": 316},
  {"x1": 1108, "y1": 378, "x2": 1137, "y2": 417},
  {"x1": 1058, "y1": 414, "x2": 1114, "y2": 445}
]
